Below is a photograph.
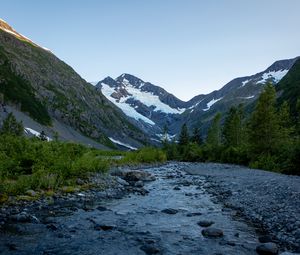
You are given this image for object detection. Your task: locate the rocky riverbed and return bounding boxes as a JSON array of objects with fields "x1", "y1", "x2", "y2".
[{"x1": 0, "y1": 162, "x2": 299, "y2": 254}]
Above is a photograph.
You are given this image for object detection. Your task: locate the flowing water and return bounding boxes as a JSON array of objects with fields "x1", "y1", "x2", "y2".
[{"x1": 0, "y1": 163, "x2": 260, "y2": 254}]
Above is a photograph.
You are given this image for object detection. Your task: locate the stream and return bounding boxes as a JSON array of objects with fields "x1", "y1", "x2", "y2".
[{"x1": 0, "y1": 163, "x2": 263, "y2": 254}]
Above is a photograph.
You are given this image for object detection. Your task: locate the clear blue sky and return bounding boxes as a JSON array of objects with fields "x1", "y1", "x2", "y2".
[{"x1": 1, "y1": 0, "x2": 300, "y2": 100}]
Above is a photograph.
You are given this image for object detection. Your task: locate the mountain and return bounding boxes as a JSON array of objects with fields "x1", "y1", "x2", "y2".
[
  {"x1": 178, "y1": 57, "x2": 299, "y2": 133},
  {"x1": 0, "y1": 19, "x2": 147, "y2": 149},
  {"x1": 96, "y1": 74, "x2": 189, "y2": 141},
  {"x1": 276, "y1": 58, "x2": 300, "y2": 116},
  {"x1": 96, "y1": 57, "x2": 299, "y2": 139}
]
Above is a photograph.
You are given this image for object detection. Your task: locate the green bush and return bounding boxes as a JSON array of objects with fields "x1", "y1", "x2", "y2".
[
  {"x1": 71, "y1": 152, "x2": 109, "y2": 177},
  {"x1": 180, "y1": 143, "x2": 203, "y2": 162},
  {"x1": 220, "y1": 146, "x2": 250, "y2": 165},
  {"x1": 249, "y1": 154, "x2": 279, "y2": 172},
  {"x1": 121, "y1": 147, "x2": 167, "y2": 164},
  {"x1": 0, "y1": 135, "x2": 110, "y2": 196}
]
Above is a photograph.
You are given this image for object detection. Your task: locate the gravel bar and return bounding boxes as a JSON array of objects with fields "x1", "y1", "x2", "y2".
[{"x1": 185, "y1": 162, "x2": 300, "y2": 252}]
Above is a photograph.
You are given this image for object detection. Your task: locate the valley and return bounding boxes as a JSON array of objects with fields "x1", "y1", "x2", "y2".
[{"x1": 0, "y1": 8, "x2": 300, "y2": 255}]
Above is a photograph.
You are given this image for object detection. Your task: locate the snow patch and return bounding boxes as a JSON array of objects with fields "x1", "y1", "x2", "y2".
[
  {"x1": 108, "y1": 137, "x2": 137, "y2": 150},
  {"x1": 24, "y1": 127, "x2": 52, "y2": 141},
  {"x1": 157, "y1": 133, "x2": 176, "y2": 142},
  {"x1": 241, "y1": 79, "x2": 251, "y2": 87},
  {"x1": 203, "y1": 97, "x2": 223, "y2": 111},
  {"x1": 101, "y1": 83, "x2": 155, "y2": 125},
  {"x1": 187, "y1": 99, "x2": 204, "y2": 110},
  {"x1": 239, "y1": 95, "x2": 255, "y2": 99},
  {"x1": 256, "y1": 69, "x2": 288, "y2": 84},
  {"x1": 124, "y1": 83, "x2": 185, "y2": 114}
]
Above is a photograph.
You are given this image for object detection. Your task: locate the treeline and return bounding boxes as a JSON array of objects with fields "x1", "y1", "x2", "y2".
[{"x1": 163, "y1": 84, "x2": 300, "y2": 175}]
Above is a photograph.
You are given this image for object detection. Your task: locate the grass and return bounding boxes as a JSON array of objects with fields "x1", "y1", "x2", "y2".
[{"x1": 0, "y1": 135, "x2": 166, "y2": 201}]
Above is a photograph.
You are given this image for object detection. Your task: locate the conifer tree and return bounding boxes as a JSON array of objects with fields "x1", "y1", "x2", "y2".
[
  {"x1": 0, "y1": 113, "x2": 23, "y2": 136},
  {"x1": 278, "y1": 101, "x2": 294, "y2": 144},
  {"x1": 248, "y1": 84, "x2": 280, "y2": 156},
  {"x1": 191, "y1": 127, "x2": 202, "y2": 145},
  {"x1": 179, "y1": 123, "x2": 189, "y2": 146},
  {"x1": 223, "y1": 105, "x2": 244, "y2": 147},
  {"x1": 206, "y1": 113, "x2": 222, "y2": 147}
]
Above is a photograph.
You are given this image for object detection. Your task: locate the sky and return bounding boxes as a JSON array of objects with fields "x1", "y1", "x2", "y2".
[{"x1": 1, "y1": 0, "x2": 300, "y2": 101}]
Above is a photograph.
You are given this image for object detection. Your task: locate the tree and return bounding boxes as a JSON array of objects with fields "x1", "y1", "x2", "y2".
[
  {"x1": 206, "y1": 113, "x2": 222, "y2": 147},
  {"x1": 248, "y1": 84, "x2": 280, "y2": 156},
  {"x1": 278, "y1": 101, "x2": 294, "y2": 143},
  {"x1": 0, "y1": 113, "x2": 23, "y2": 136},
  {"x1": 179, "y1": 123, "x2": 189, "y2": 146},
  {"x1": 191, "y1": 127, "x2": 202, "y2": 145},
  {"x1": 222, "y1": 105, "x2": 244, "y2": 147}
]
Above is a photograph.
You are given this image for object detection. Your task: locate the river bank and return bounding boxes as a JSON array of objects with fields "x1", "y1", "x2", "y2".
[{"x1": 0, "y1": 162, "x2": 299, "y2": 254}]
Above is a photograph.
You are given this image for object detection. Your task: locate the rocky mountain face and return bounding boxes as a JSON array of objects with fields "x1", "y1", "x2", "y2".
[
  {"x1": 0, "y1": 19, "x2": 148, "y2": 149},
  {"x1": 96, "y1": 74, "x2": 189, "y2": 141},
  {"x1": 97, "y1": 57, "x2": 299, "y2": 139},
  {"x1": 276, "y1": 58, "x2": 300, "y2": 117},
  {"x1": 1, "y1": 18, "x2": 298, "y2": 147},
  {"x1": 178, "y1": 57, "x2": 299, "y2": 133}
]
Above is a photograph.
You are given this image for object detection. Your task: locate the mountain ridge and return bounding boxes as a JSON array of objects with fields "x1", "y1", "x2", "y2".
[
  {"x1": 96, "y1": 56, "x2": 299, "y2": 138},
  {"x1": 0, "y1": 19, "x2": 148, "y2": 149}
]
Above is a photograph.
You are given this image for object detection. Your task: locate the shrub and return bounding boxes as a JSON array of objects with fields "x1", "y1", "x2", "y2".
[
  {"x1": 220, "y1": 146, "x2": 250, "y2": 165},
  {"x1": 249, "y1": 154, "x2": 279, "y2": 172},
  {"x1": 121, "y1": 147, "x2": 167, "y2": 164},
  {"x1": 180, "y1": 143, "x2": 203, "y2": 162}
]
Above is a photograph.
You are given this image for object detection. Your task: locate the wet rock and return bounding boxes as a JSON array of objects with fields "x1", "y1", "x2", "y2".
[
  {"x1": 186, "y1": 212, "x2": 202, "y2": 217},
  {"x1": 123, "y1": 171, "x2": 155, "y2": 182},
  {"x1": 115, "y1": 177, "x2": 129, "y2": 186},
  {"x1": 161, "y1": 208, "x2": 178, "y2": 215},
  {"x1": 202, "y1": 227, "x2": 224, "y2": 238},
  {"x1": 259, "y1": 236, "x2": 274, "y2": 243},
  {"x1": 173, "y1": 186, "x2": 181, "y2": 190},
  {"x1": 135, "y1": 181, "x2": 144, "y2": 188},
  {"x1": 96, "y1": 206, "x2": 108, "y2": 211},
  {"x1": 94, "y1": 224, "x2": 115, "y2": 231},
  {"x1": 140, "y1": 244, "x2": 160, "y2": 254},
  {"x1": 197, "y1": 220, "x2": 215, "y2": 227},
  {"x1": 256, "y1": 242, "x2": 279, "y2": 255},
  {"x1": 46, "y1": 223, "x2": 58, "y2": 231}
]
